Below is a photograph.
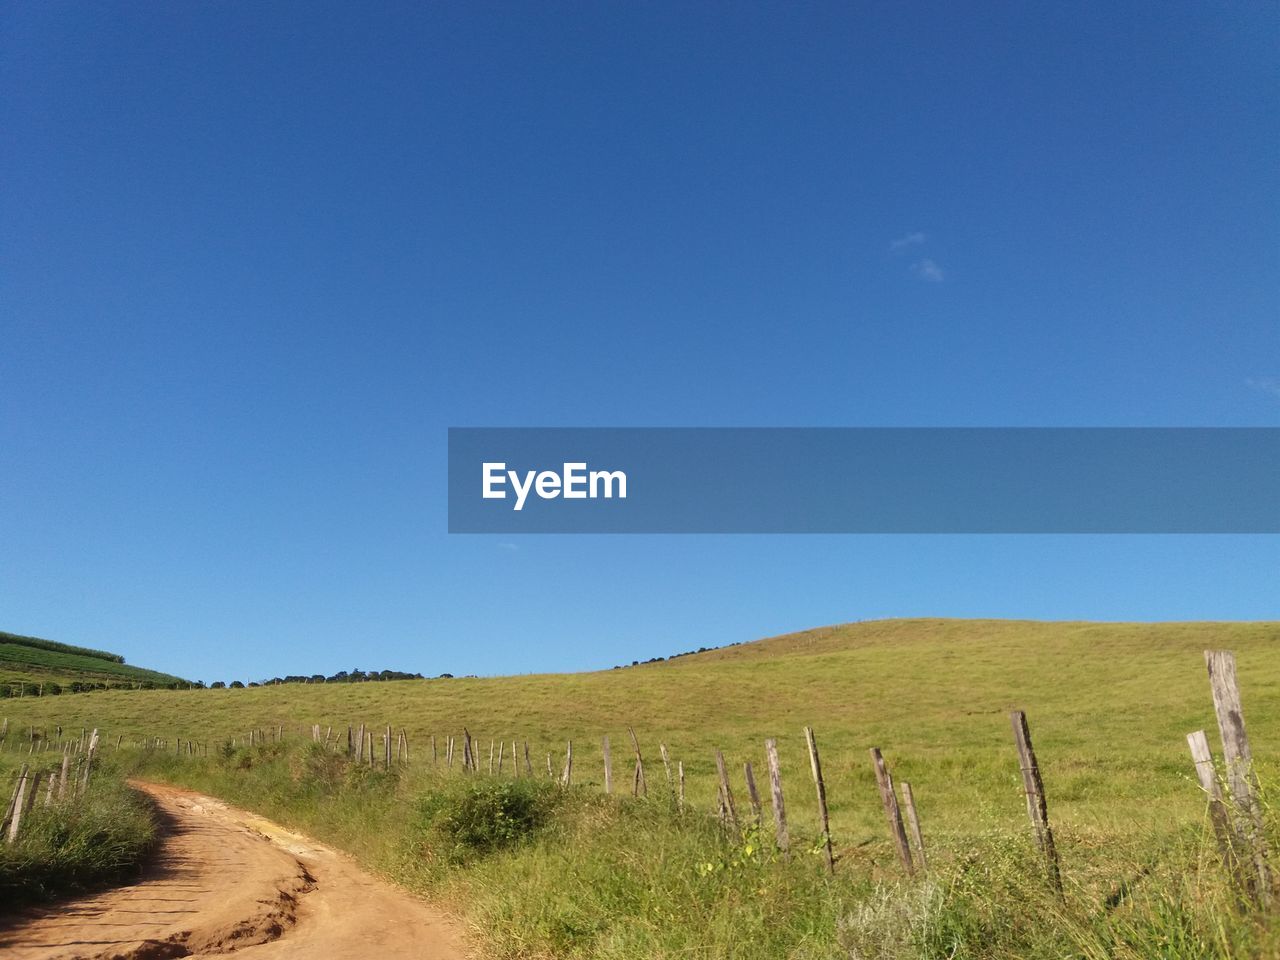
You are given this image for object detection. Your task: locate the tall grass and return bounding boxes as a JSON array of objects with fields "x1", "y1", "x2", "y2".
[
  {"x1": 0, "y1": 756, "x2": 157, "y2": 911},
  {"x1": 128, "y1": 739, "x2": 1280, "y2": 959}
]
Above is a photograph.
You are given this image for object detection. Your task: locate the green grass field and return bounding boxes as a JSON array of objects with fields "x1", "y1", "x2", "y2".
[
  {"x1": 0, "y1": 630, "x2": 188, "y2": 692},
  {"x1": 3, "y1": 618, "x2": 1278, "y2": 958}
]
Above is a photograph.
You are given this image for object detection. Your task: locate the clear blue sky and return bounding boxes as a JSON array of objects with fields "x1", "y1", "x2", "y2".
[{"x1": 2, "y1": 3, "x2": 1277, "y2": 684}]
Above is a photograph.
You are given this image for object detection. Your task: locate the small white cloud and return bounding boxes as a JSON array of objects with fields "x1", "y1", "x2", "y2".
[
  {"x1": 912, "y1": 258, "x2": 944, "y2": 282},
  {"x1": 498, "y1": 542, "x2": 520, "y2": 551},
  {"x1": 889, "y1": 232, "x2": 926, "y2": 253},
  {"x1": 1246, "y1": 377, "x2": 1280, "y2": 399}
]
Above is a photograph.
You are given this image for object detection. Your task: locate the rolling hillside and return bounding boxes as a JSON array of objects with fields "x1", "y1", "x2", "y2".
[
  {"x1": 2, "y1": 617, "x2": 1277, "y2": 836},
  {"x1": 0, "y1": 630, "x2": 189, "y2": 693}
]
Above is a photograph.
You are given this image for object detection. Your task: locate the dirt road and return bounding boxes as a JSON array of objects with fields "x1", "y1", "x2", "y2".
[{"x1": 0, "y1": 782, "x2": 467, "y2": 960}]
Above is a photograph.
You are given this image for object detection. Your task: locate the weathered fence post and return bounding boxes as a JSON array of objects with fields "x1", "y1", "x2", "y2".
[
  {"x1": 744, "y1": 761, "x2": 763, "y2": 822},
  {"x1": 1205, "y1": 650, "x2": 1270, "y2": 905},
  {"x1": 561, "y1": 740, "x2": 573, "y2": 787},
  {"x1": 57, "y1": 748, "x2": 71, "y2": 801},
  {"x1": 602, "y1": 736, "x2": 612, "y2": 794},
  {"x1": 870, "y1": 747, "x2": 914, "y2": 875},
  {"x1": 462, "y1": 728, "x2": 473, "y2": 772},
  {"x1": 677, "y1": 760, "x2": 685, "y2": 811},
  {"x1": 899, "y1": 781, "x2": 927, "y2": 873},
  {"x1": 804, "y1": 727, "x2": 834, "y2": 873},
  {"x1": 1010, "y1": 710, "x2": 1062, "y2": 894},
  {"x1": 5, "y1": 765, "x2": 30, "y2": 844},
  {"x1": 1187, "y1": 729, "x2": 1239, "y2": 880},
  {"x1": 765, "y1": 738, "x2": 790, "y2": 858},
  {"x1": 714, "y1": 750, "x2": 739, "y2": 830},
  {"x1": 356, "y1": 723, "x2": 366, "y2": 762},
  {"x1": 659, "y1": 743, "x2": 673, "y2": 785},
  {"x1": 79, "y1": 730, "x2": 100, "y2": 795},
  {"x1": 523, "y1": 741, "x2": 533, "y2": 777},
  {"x1": 497, "y1": 739, "x2": 505, "y2": 774},
  {"x1": 628, "y1": 727, "x2": 647, "y2": 797}
]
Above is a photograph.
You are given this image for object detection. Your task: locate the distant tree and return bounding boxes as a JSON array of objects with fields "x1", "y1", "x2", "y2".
[
  {"x1": 229, "y1": 680, "x2": 245, "y2": 689},
  {"x1": 210, "y1": 681, "x2": 226, "y2": 689}
]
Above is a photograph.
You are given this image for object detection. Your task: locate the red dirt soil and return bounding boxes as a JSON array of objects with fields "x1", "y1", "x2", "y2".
[{"x1": 0, "y1": 782, "x2": 468, "y2": 960}]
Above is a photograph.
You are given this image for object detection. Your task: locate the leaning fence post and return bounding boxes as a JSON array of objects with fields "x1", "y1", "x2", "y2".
[
  {"x1": 1187, "y1": 729, "x2": 1240, "y2": 881},
  {"x1": 628, "y1": 727, "x2": 647, "y2": 797},
  {"x1": 765, "y1": 738, "x2": 790, "y2": 858},
  {"x1": 5, "y1": 765, "x2": 30, "y2": 844},
  {"x1": 804, "y1": 727, "x2": 834, "y2": 873},
  {"x1": 899, "y1": 781, "x2": 928, "y2": 873},
  {"x1": 1010, "y1": 710, "x2": 1062, "y2": 895},
  {"x1": 870, "y1": 747, "x2": 914, "y2": 875},
  {"x1": 659, "y1": 743, "x2": 673, "y2": 785},
  {"x1": 1205, "y1": 650, "x2": 1270, "y2": 905}
]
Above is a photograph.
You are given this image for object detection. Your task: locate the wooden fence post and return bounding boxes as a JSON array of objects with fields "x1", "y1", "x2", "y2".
[
  {"x1": 744, "y1": 761, "x2": 762, "y2": 822},
  {"x1": 5, "y1": 765, "x2": 30, "y2": 844},
  {"x1": 561, "y1": 740, "x2": 573, "y2": 787},
  {"x1": 628, "y1": 727, "x2": 647, "y2": 797},
  {"x1": 1187, "y1": 729, "x2": 1239, "y2": 880},
  {"x1": 1010, "y1": 710, "x2": 1062, "y2": 894},
  {"x1": 870, "y1": 747, "x2": 914, "y2": 875},
  {"x1": 804, "y1": 727, "x2": 834, "y2": 873},
  {"x1": 899, "y1": 781, "x2": 927, "y2": 873},
  {"x1": 462, "y1": 728, "x2": 473, "y2": 772},
  {"x1": 602, "y1": 736, "x2": 612, "y2": 794},
  {"x1": 765, "y1": 738, "x2": 790, "y2": 858},
  {"x1": 1205, "y1": 650, "x2": 1270, "y2": 904},
  {"x1": 356, "y1": 723, "x2": 365, "y2": 762},
  {"x1": 714, "y1": 750, "x2": 739, "y2": 830},
  {"x1": 677, "y1": 760, "x2": 685, "y2": 811},
  {"x1": 659, "y1": 743, "x2": 673, "y2": 785},
  {"x1": 524, "y1": 741, "x2": 533, "y2": 777}
]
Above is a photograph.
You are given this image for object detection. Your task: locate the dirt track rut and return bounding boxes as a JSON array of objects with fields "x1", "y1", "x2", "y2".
[{"x1": 0, "y1": 782, "x2": 467, "y2": 960}]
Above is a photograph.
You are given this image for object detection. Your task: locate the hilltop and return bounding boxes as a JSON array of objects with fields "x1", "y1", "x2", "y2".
[{"x1": 0, "y1": 629, "x2": 190, "y2": 695}]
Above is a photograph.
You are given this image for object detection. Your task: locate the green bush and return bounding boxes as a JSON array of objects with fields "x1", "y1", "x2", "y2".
[{"x1": 420, "y1": 778, "x2": 553, "y2": 858}]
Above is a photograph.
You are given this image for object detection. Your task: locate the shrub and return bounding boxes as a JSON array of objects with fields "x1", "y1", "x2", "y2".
[{"x1": 420, "y1": 779, "x2": 553, "y2": 859}]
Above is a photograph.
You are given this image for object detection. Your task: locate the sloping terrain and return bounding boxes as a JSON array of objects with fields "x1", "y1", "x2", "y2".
[
  {"x1": 0, "y1": 630, "x2": 189, "y2": 692},
  {"x1": 2, "y1": 618, "x2": 1277, "y2": 838}
]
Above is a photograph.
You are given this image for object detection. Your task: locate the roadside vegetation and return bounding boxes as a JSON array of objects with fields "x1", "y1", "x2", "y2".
[
  {"x1": 123, "y1": 737, "x2": 1278, "y2": 959},
  {"x1": 0, "y1": 754, "x2": 157, "y2": 912}
]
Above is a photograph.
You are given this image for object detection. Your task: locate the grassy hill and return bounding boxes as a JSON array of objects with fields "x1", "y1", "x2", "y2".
[
  {"x1": 4, "y1": 618, "x2": 1278, "y2": 958},
  {"x1": 0, "y1": 630, "x2": 189, "y2": 694},
  {"x1": 3, "y1": 618, "x2": 1277, "y2": 831}
]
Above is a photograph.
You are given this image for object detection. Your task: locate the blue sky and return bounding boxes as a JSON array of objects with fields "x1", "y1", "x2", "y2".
[{"x1": 2, "y1": 3, "x2": 1277, "y2": 683}]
